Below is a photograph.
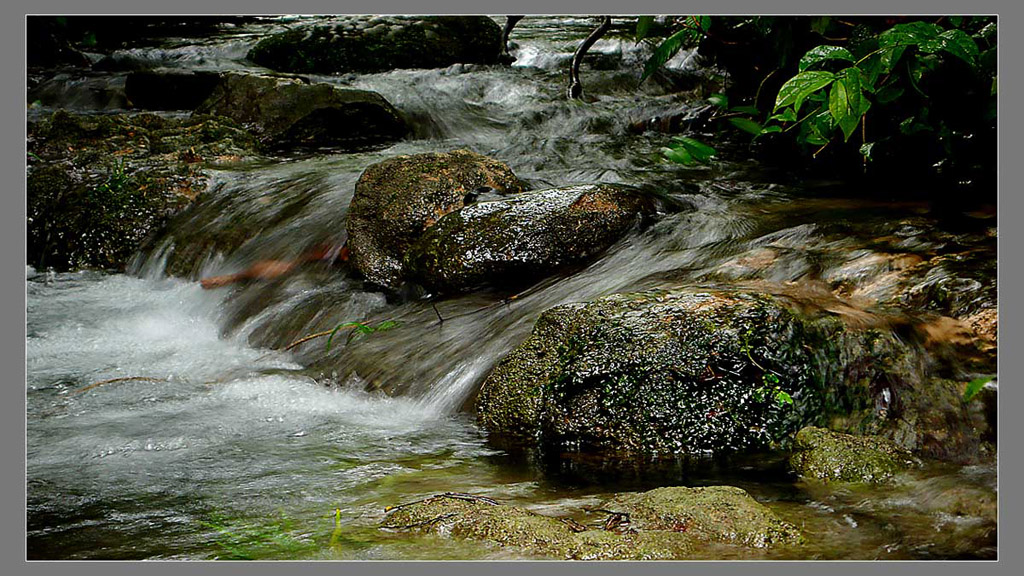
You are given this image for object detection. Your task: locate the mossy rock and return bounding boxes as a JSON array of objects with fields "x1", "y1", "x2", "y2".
[
  {"x1": 477, "y1": 289, "x2": 983, "y2": 460},
  {"x1": 789, "y1": 426, "x2": 918, "y2": 483},
  {"x1": 27, "y1": 110, "x2": 261, "y2": 271},
  {"x1": 380, "y1": 486, "x2": 799, "y2": 560},
  {"x1": 404, "y1": 184, "x2": 655, "y2": 294},
  {"x1": 602, "y1": 486, "x2": 803, "y2": 548},
  {"x1": 194, "y1": 72, "x2": 407, "y2": 151},
  {"x1": 346, "y1": 149, "x2": 524, "y2": 289},
  {"x1": 249, "y1": 16, "x2": 503, "y2": 74}
]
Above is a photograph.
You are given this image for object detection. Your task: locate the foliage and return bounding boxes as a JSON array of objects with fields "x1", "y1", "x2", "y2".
[
  {"x1": 199, "y1": 512, "x2": 317, "y2": 560},
  {"x1": 325, "y1": 319, "x2": 400, "y2": 352},
  {"x1": 963, "y1": 375, "x2": 995, "y2": 402},
  {"x1": 644, "y1": 16, "x2": 996, "y2": 192}
]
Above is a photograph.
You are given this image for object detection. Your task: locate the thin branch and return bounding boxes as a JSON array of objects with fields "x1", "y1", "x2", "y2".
[
  {"x1": 282, "y1": 330, "x2": 335, "y2": 352},
  {"x1": 71, "y1": 376, "x2": 166, "y2": 396}
]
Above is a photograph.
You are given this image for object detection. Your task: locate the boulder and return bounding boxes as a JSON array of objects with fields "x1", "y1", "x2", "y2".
[
  {"x1": 27, "y1": 110, "x2": 260, "y2": 271},
  {"x1": 346, "y1": 150, "x2": 524, "y2": 289},
  {"x1": 476, "y1": 289, "x2": 983, "y2": 460},
  {"x1": 125, "y1": 69, "x2": 222, "y2": 110},
  {"x1": 380, "y1": 486, "x2": 799, "y2": 560},
  {"x1": 789, "y1": 426, "x2": 918, "y2": 483},
  {"x1": 404, "y1": 184, "x2": 655, "y2": 294},
  {"x1": 249, "y1": 16, "x2": 503, "y2": 74},
  {"x1": 193, "y1": 72, "x2": 407, "y2": 150}
]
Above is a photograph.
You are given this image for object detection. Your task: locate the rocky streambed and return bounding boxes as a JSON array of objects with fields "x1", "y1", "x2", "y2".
[{"x1": 27, "y1": 15, "x2": 996, "y2": 561}]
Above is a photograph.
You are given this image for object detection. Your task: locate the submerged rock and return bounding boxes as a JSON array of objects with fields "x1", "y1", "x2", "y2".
[
  {"x1": 193, "y1": 72, "x2": 407, "y2": 150},
  {"x1": 602, "y1": 486, "x2": 802, "y2": 548},
  {"x1": 380, "y1": 486, "x2": 798, "y2": 560},
  {"x1": 27, "y1": 110, "x2": 260, "y2": 271},
  {"x1": 346, "y1": 149, "x2": 524, "y2": 289},
  {"x1": 249, "y1": 16, "x2": 503, "y2": 74},
  {"x1": 476, "y1": 289, "x2": 983, "y2": 460},
  {"x1": 405, "y1": 184, "x2": 655, "y2": 293},
  {"x1": 789, "y1": 426, "x2": 918, "y2": 483}
]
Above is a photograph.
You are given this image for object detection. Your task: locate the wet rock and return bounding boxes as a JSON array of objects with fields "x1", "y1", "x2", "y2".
[
  {"x1": 27, "y1": 109, "x2": 260, "y2": 271},
  {"x1": 602, "y1": 486, "x2": 802, "y2": 548},
  {"x1": 346, "y1": 150, "x2": 524, "y2": 289},
  {"x1": 125, "y1": 69, "x2": 222, "y2": 110},
  {"x1": 193, "y1": 72, "x2": 407, "y2": 151},
  {"x1": 249, "y1": 16, "x2": 503, "y2": 74},
  {"x1": 380, "y1": 486, "x2": 798, "y2": 559},
  {"x1": 405, "y1": 184, "x2": 655, "y2": 294},
  {"x1": 476, "y1": 289, "x2": 983, "y2": 459},
  {"x1": 789, "y1": 426, "x2": 918, "y2": 483}
]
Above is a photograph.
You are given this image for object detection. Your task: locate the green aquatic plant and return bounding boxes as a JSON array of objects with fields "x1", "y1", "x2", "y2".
[
  {"x1": 199, "y1": 512, "x2": 318, "y2": 560},
  {"x1": 325, "y1": 319, "x2": 400, "y2": 352}
]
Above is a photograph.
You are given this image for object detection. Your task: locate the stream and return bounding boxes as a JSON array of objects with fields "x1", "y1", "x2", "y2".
[{"x1": 27, "y1": 16, "x2": 996, "y2": 560}]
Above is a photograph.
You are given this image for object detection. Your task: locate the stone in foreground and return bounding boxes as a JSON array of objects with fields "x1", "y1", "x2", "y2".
[{"x1": 380, "y1": 486, "x2": 799, "y2": 560}]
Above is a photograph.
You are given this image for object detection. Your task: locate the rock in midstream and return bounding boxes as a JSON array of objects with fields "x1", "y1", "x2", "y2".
[
  {"x1": 476, "y1": 288, "x2": 983, "y2": 461},
  {"x1": 404, "y1": 184, "x2": 656, "y2": 294},
  {"x1": 380, "y1": 485, "x2": 800, "y2": 560},
  {"x1": 248, "y1": 15, "x2": 503, "y2": 74},
  {"x1": 346, "y1": 149, "x2": 525, "y2": 289},
  {"x1": 789, "y1": 426, "x2": 919, "y2": 483},
  {"x1": 194, "y1": 72, "x2": 407, "y2": 151}
]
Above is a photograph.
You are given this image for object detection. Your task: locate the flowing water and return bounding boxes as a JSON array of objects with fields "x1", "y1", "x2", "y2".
[{"x1": 27, "y1": 17, "x2": 997, "y2": 560}]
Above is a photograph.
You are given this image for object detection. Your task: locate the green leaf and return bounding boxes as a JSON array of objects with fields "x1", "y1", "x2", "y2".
[
  {"x1": 774, "y1": 390, "x2": 794, "y2": 405},
  {"x1": 635, "y1": 16, "x2": 655, "y2": 43},
  {"x1": 640, "y1": 26, "x2": 701, "y2": 84},
  {"x1": 326, "y1": 321, "x2": 372, "y2": 352},
  {"x1": 879, "y1": 21, "x2": 943, "y2": 48},
  {"x1": 810, "y1": 17, "x2": 831, "y2": 36},
  {"x1": 707, "y1": 93, "x2": 729, "y2": 108},
  {"x1": 949, "y1": 16, "x2": 964, "y2": 28},
  {"x1": 828, "y1": 69, "x2": 863, "y2": 141},
  {"x1": 876, "y1": 85, "x2": 905, "y2": 104},
  {"x1": 769, "y1": 107, "x2": 798, "y2": 123},
  {"x1": 799, "y1": 45, "x2": 855, "y2": 71},
  {"x1": 759, "y1": 125, "x2": 783, "y2": 134},
  {"x1": 375, "y1": 320, "x2": 400, "y2": 331},
  {"x1": 670, "y1": 136, "x2": 717, "y2": 161},
  {"x1": 880, "y1": 45, "x2": 907, "y2": 72},
  {"x1": 661, "y1": 146, "x2": 695, "y2": 165},
  {"x1": 859, "y1": 141, "x2": 876, "y2": 159},
  {"x1": 728, "y1": 117, "x2": 764, "y2": 135},
  {"x1": 936, "y1": 29, "x2": 980, "y2": 65},
  {"x1": 964, "y1": 375, "x2": 995, "y2": 402},
  {"x1": 774, "y1": 71, "x2": 835, "y2": 113}
]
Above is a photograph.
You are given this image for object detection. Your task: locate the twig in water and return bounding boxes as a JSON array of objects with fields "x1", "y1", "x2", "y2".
[
  {"x1": 431, "y1": 303, "x2": 445, "y2": 324},
  {"x1": 71, "y1": 376, "x2": 166, "y2": 396},
  {"x1": 381, "y1": 513, "x2": 459, "y2": 531},
  {"x1": 282, "y1": 330, "x2": 335, "y2": 352}
]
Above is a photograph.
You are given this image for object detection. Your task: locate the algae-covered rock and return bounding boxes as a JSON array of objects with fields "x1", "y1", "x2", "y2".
[
  {"x1": 346, "y1": 149, "x2": 524, "y2": 289},
  {"x1": 380, "y1": 487, "x2": 799, "y2": 560},
  {"x1": 602, "y1": 485, "x2": 803, "y2": 548},
  {"x1": 27, "y1": 110, "x2": 261, "y2": 271},
  {"x1": 249, "y1": 16, "x2": 503, "y2": 74},
  {"x1": 477, "y1": 288, "x2": 983, "y2": 459},
  {"x1": 194, "y1": 72, "x2": 407, "y2": 150},
  {"x1": 405, "y1": 184, "x2": 655, "y2": 294},
  {"x1": 789, "y1": 426, "x2": 918, "y2": 483}
]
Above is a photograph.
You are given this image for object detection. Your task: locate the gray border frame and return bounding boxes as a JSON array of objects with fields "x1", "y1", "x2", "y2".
[{"x1": 5, "y1": 0, "x2": 1020, "y2": 574}]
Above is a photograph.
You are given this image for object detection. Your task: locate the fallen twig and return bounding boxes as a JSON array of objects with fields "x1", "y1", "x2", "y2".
[
  {"x1": 71, "y1": 376, "x2": 166, "y2": 396},
  {"x1": 282, "y1": 330, "x2": 335, "y2": 352}
]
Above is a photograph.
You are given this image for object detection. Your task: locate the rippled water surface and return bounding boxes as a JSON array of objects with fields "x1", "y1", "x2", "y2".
[{"x1": 27, "y1": 16, "x2": 996, "y2": 560}]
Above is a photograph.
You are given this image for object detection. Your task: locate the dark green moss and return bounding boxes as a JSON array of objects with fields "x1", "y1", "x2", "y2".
[{"x1": 789, "y1": 426, "x2": 918, "y2": 483}]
